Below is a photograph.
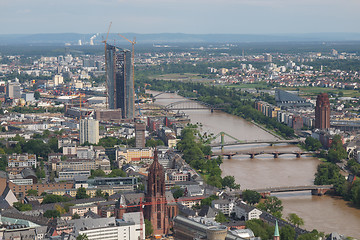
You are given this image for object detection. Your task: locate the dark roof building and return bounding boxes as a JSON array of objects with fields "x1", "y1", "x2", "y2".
[{"x1": 275, "y1": 90, "x2": 313, "y2": 108}]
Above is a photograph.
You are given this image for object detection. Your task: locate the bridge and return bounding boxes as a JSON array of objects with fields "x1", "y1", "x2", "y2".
[
  {"x1": 212, "y1": 150, "x2": 313, "y2": 159},
  {"x1": 208, "y1": 132, "x2": 300, "y2": 149},
  {"x1": 210, "y1": 139, "x2": 300, "y2": 148},
  {"x1": 249, "y1": 185, "x2": 333, "y2": 197},
  {"x1": 144, "y1": 100, "x2": 226, "y2": 111}
]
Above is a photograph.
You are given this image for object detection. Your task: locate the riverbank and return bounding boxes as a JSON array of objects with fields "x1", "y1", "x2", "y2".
[{"x1": 151, "y1": 90, "x2": 360, "y2": 238}]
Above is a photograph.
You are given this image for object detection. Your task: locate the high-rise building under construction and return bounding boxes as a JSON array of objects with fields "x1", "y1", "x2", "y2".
[{"x1": 105, "y1": 43, "x2": 134, "y2": 119}]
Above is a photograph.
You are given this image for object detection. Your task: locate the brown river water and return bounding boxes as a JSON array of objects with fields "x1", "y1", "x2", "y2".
[{"x1": 150, "y1": 91, "x2": 360, "y2": 238}]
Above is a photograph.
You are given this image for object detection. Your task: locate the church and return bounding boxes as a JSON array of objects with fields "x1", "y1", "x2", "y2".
[{"x1": 115, "y1": 149, "x2": 177, "y2": 236}]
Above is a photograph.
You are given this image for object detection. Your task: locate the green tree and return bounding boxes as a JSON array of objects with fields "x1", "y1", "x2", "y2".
[
  {"x1": 201, "y1": 195, "x2": 218, "y2": 207},
  {"x1": 280, "y1": 225, "x2": 296, "y2": 240},
  {"x1": 242, "y1": 190, "x2": 261, "y2": 205},
  {"x1": 34, "y1": 91, "x2": 41, "y2": 100},
  {"x1": 76, "y1": 187, "x2": 89, "y2": 199},
  {"x1": 287, "y1": 213, "x2": 304, "y2": 227},
  {"x1": 215, "y1": 212, "x2": 228, "y2": 223},
  {"x1": 13, "y1": 202, "x2": 32, "y2": 211},
  {"x1": 257, "y1": 196, "x2": 283, "y2": 218},
  {"x1": 173, "y1": 188, "x2": 184, "y2": 199},
  {"x1": 145, "y1": 219, "x2": 153, "y2": 237},
  {"x1": 304, "y1": 137, "x2": 322, "y2": 151},
  {"x1": 107, "y1": 169, "x2": 126, "y2": 178},
  {"x1": 221, "y1": 175, "x2": 240, "y2": 190},
  {"x1": 26, "y1": 189, "x2": 38, "y2": 196},
  {"x1": 95, "y1": 189, "x2": 104, "y2": 198},
  {"x1": 76, "y1": 234, "x2": 88, "y2": 240},
  {"x1": 44, "y1": 209, "x2": 61, "y2": 218},
  {"x1": 89, "y1": 169, "x2": 106, "y2": 178},
  {"x1": 72, "y1": 213, "x2": 80, "y2": 219}
]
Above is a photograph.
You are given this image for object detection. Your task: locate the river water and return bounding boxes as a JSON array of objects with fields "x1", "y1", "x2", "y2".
[{"x1": 150, "y1": 91, "x2": 360, "y2": 238}]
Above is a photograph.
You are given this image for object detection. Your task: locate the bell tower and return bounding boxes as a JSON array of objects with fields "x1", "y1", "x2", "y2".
[{"x1": 145, "y1": 149, "x2": 168, "y2": 236}]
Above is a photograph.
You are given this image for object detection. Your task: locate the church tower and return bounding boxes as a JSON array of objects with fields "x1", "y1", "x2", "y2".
[
  {"x1": 145, "y1": 149, "x2": 169, "y2": 236},
  {"x1": 274, "y1": 220, "x2": 280, "y2": 240}
]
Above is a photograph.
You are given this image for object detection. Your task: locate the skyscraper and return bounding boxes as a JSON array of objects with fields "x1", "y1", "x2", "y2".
[
  {"x1": 80, "y1": 118, "x2": 99, "y2": 144},
  {"x1": 105, "y1": 43, "x2": 134, "y2": 119},
  {"x1": 315, "y1": 93, "x2": 330, "y2": 129}
]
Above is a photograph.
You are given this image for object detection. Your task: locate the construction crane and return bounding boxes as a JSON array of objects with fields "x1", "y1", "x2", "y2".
[
  {"x1": 102, "y1": 22, "x2": 112, "y2": 109},
  {"x1": 117, "y1": 34, "x2": 136, "y2": 110}
]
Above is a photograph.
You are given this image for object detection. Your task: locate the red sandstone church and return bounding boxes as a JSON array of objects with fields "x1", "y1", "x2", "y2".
[{"x1": 115, "y1": 150, "x2": 177, "y2": 236}]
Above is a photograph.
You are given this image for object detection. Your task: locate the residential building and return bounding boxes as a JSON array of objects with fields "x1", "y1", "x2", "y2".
[
  {"x1": 8, "y1": 153, "x2": 37, "y2": 168},
  {"x1": 6, "y1": 80, "x2": 21, "y2": 99},
  {"x1": 135, "y1": 121, "x2": 146, "y2": 148},
  {"x1": 234, "y1": 202, "x2": 262, "y2": 221}
]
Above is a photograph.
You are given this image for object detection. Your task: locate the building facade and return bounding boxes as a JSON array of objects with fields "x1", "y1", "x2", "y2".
[
  {"x1": 79, "y1": 118, "x2": 99, "y2": 144},
  {"x1": 135, "y1": 122, "x2": 146, "y2": 148},
  {"x1": 105, "y1": 44, "x2": 134, "y2": 119},
  {"x1": 315, "y1": 93, "x2": 330, "y2": 129}
]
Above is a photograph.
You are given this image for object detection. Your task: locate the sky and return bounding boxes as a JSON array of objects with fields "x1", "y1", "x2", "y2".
[{"x1": 1, "y1": 0, "x2": 360, "y2": 34}]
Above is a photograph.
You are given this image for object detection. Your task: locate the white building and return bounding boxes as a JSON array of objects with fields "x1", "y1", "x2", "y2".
[
  {"x1": 73, "y1": 213, "x2": 144, "y2": 240},
  {"x1": 234, "y1": 202, "x2": 262, "y2": 221},
  {"x1": 80, "y1": 118, "x2": 99, "y2": 145},
  {"x1": 53, "y1": 75, "x2": 64, "y2": 86},
  {"x1": 6, "y1": 80, "x2": 21, "y2": 99},
  {"x1": 211, "y1": 199, "x2": 235, "y2": 216},
  {"x1": 8, "y1": 153, "x2": 37, "y2": 168}
]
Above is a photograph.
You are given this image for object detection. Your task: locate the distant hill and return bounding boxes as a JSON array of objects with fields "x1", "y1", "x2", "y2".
[{"x1": 1, "y1": 32, "x2": 360, "y2": 45}]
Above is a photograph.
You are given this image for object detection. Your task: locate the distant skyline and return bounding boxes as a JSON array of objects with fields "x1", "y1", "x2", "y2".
[{"x1": 1, "y1": 0, "x2": 360, "y2": 35}]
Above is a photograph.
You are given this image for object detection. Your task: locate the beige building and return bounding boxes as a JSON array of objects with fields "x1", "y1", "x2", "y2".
[
  {"x1": 116, "y1": 147, "x2": 153, "y2": 165},
  {"x1": 80, "y1": 118, "x2": 99, "y2": 145}
]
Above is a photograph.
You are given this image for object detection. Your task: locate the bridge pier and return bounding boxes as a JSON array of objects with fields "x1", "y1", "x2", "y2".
[
  {"x1": 250, "y1": 153, "x2": 255, "y2": 159},
  {"x1": 295, "y1": 153, "x2": 301, "y2": 158},
  {"x1": 311, "y1": 188, "x2": 331, "y2": 196},
  {"x1": 273, "y1": 153, "x2": 279, "y2": 158},
  {"x1": 260, "y1": 192, "x2": 271, "y2": 198},
  {"x1": 211, "y1": 108, "x2": 214, "y2": 113}
]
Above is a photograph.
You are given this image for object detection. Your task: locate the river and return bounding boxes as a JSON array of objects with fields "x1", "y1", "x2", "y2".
[{"x1": 150, "y1": 91, "x2": 360, "y2": 238}]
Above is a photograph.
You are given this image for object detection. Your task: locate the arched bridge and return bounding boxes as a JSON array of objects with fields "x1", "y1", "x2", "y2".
[
  {"x1": 212, "y1": 150, "x2": 313, "y2": 159},
  {"x1": 144, "y1": 100, "x2": 226, "y2": 111}
]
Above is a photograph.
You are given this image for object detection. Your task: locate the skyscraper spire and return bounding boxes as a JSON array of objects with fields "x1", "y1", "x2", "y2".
[{"x1": 274, "y1": 220, "x2": 280, "y2": 240}]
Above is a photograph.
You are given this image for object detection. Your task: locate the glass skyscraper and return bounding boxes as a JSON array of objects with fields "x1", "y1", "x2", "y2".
[{"x1": 105, "y1": 43, "x2": 134, "y2": 119}]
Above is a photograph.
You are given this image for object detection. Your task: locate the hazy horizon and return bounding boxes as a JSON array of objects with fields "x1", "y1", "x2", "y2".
[{"x1": 1, "y1": 0, "x2": 360, "y2": 35}]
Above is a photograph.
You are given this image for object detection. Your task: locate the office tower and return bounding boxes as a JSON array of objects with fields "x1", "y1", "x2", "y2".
[
  {"x1": 315, "y1": 93, "x2": 330, "y2": 129},
  {"x1": 105, "y1": 44, "x2": 134, "y2": 119},
  {"x1": 6, "y1": 80, "x2": 21, "y2": 99},
  {"x1": 135, "y1": 121, "x2": 146, "y2": 148},
  {"x1": 79, "y1": 118, "x2": 99, "y2": 144}
]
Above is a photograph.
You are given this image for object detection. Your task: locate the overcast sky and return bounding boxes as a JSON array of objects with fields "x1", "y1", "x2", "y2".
[{"x1": 1, "y1": 0, "x2": 359, "y2": 34}]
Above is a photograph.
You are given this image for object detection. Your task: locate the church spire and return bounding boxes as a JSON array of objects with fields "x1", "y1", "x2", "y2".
[{"x1": 274, "y1": 220, "x2": 280, "y2": 240}]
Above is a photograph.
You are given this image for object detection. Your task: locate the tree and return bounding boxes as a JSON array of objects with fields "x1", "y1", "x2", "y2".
[
  {"x1": 173, "y1": 188, "x2": 184, "y2": 199},
  {"x1": 304, "y1": 137, "x2": 322, "y2": 151},
  {"x1": 34, "y1": 91, "x2": 41, "y2": 100},
  {"x1": 242, "y1": 190, "x2": 261, "y2": 205},
  {"x1": 280, "y1": 225, "x2": 296, "y2": 240},
  {"x1": 13, "y1": 202, "x2": 32, "y2": 211},
  {"x1": 145, "y1": 219, "x2": 153, "y2": 237},
  {"x1": 287, "y1": 213, "x2": 304, "y2": 227},
  {"x1": 222, "y1": 175, "x2": 240, "y2": 190},
  {"x1": 44, "y1": 209, "x2": 60, "y2": 218},
  {"x1": 95, "y1": 189, "x2": 104, "y2": 198},
  {"x1": 257, "y1": 196, "x2": 283, "y2": 218},
  {"x1": 76, "y1": 187, "x2": 89, "y2": 199},
  {"x1": 55, "y1": 204, "x2": 66, "y2": 214},
  {"x1": 107, "y1": 169, "x2": 126, "y2": 178},
  {"x1": 76, "y1": 234, "x2": 88, "y2": 240},
  {"x1": 72, "y1": 213, "x2": 80, "y2": 219},
  {"x1": 26, "y1": 189, "x2": 38, "y2": 196},
  {"x1": 201, "y1": 195, "x2": 218, "y2": 207},
  {"x1": 215, "y1": 212, "x2": 228, "y2": 223}
]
